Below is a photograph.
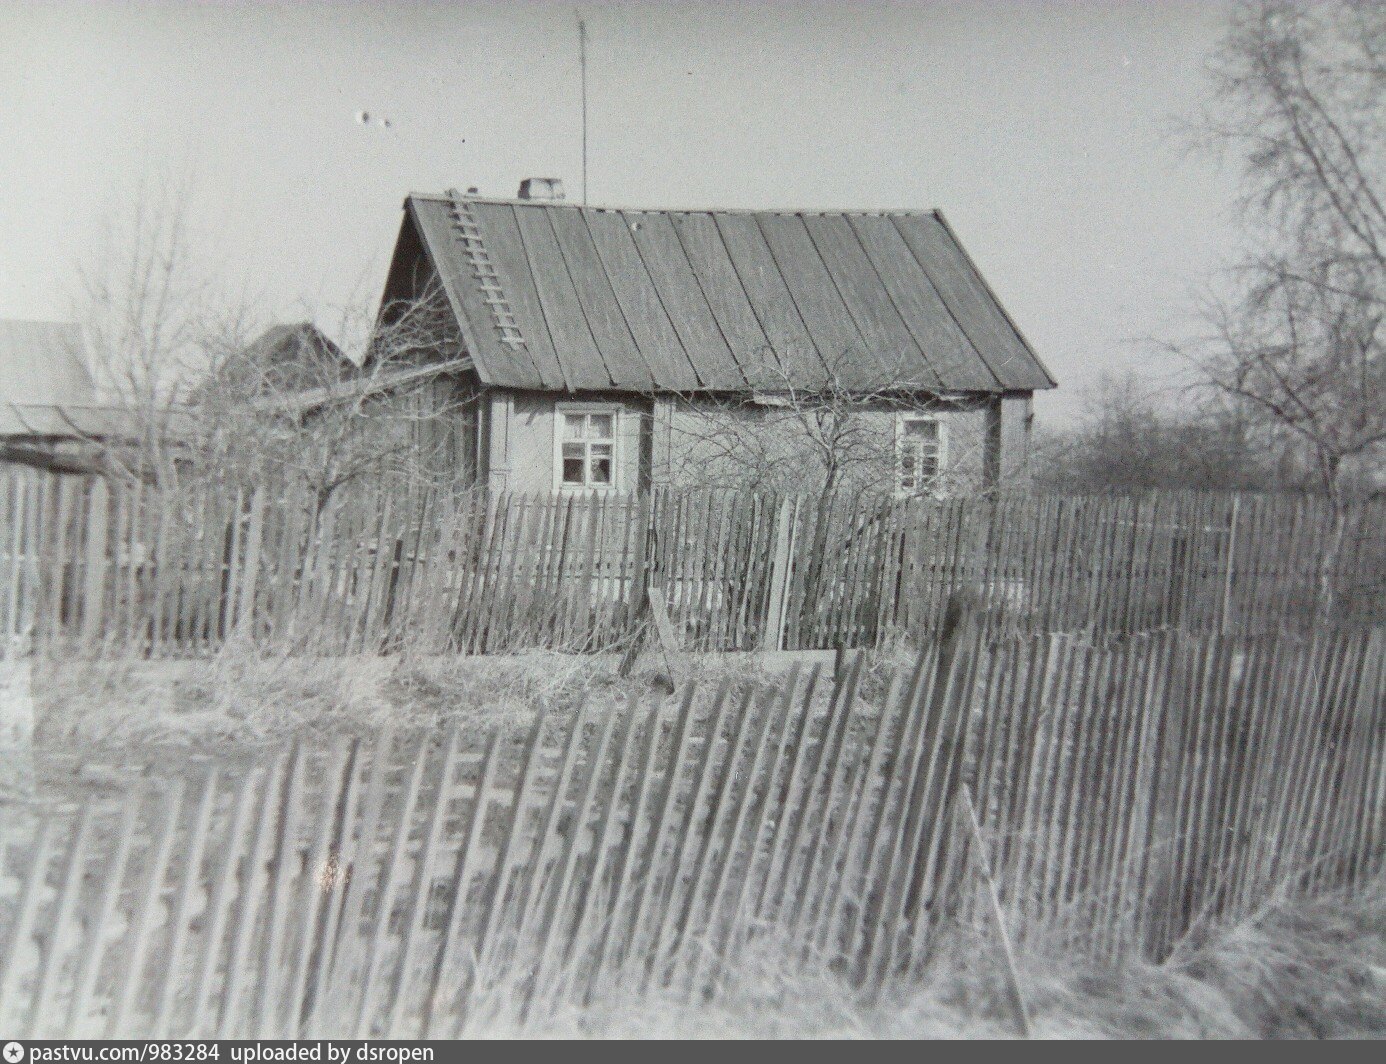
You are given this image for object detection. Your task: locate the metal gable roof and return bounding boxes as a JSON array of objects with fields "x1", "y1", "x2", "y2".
[{"x1": 403, "y1": 193, "x2": 1056, "y2": 394}]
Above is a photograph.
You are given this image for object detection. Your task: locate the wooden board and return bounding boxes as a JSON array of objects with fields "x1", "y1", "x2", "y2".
[
  {"x1": 582, "y1": 209, "x2": 703, "y2": 391},
  {"x1": 545, "y1": 208, "x2": 656, "y2": 390},
  {"x1": 846, "y1": 214, "x2": 992, "y2": 392},
  {"x1": 713, "y1": 212, "x2": 826, "y2": 387},
  {"x1": 512, "y1": 204, "x2": 611, "y2": 390},
  {"x1": 628, "y1": 211, "x2": 744, "y2": 389},
  {"x1": 472, "y1": 203, "x2": 570, "y2": 389}
]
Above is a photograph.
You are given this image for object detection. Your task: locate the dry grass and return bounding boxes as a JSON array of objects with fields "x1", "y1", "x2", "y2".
[
  {"x1": 28, "y1": 644, "x2": 790, "y2": 754},
  {"x1": 22, "y1": 642, "x2": 1384, "y2": 1038},
  {"x1": 502, "y1": 882, "x2": 1386, "y2": 1038}
]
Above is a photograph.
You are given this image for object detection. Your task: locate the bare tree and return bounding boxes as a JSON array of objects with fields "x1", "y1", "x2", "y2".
[
  {"x1": 1185, "y1": 0, "x2": 1385, "y2": 508},
  {"x1": 70, "y1": 179, "x2": 473, "y2": 509},
  {"x1": 664, "y1": 344, "x2": 997, "y2": 610},
  {"x1": 72, "y1": 175, "x2": 241, "y2": 488},
  {"x1": 664, "y1": 345, "x2": 992, "y2": 505},
  {"x1": 1034, "y1": 371, "x2": 1277, "y2": 493},
  {"x1": 193, "y1": 284, "x2": 475, "y2": 514}
]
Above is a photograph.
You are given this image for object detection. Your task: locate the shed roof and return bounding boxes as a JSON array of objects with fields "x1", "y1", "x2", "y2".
[
  {"x1": 0, "y1": 319, "x2": 98, "y2": 437},
  {"x1": 242, "y1": 322, "x2": 355, "y2": 392},
  {"x1": 401, "y1": 193, "x2": 1055, "y2": 395}
]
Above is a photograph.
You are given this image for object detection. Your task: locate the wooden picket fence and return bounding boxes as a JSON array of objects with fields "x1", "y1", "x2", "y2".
[
  {"x1": 2, "y1": 466, "x2": 1384, "y2": 660},
  {"x1": 1, "y1": 622, "x2": 1381, "y2": 1037}
]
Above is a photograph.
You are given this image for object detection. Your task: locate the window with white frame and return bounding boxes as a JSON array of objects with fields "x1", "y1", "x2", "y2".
[
  {"x1": 897, "y1": 414, "x2": 943, "y2": 495},
  {"x1": 557, "y1": 407, "x2": 618, "y2": 489}
]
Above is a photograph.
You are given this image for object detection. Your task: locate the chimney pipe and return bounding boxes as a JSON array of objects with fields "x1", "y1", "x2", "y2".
[{"x1": 517, "y1": 177, "x2": 565, "y2": 201}]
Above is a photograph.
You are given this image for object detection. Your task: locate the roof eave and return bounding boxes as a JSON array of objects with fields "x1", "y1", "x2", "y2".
[
  {"x1": 930, "y1": 210, "x2": 1058, "y2": 390},
  {"x1": 394, "y1": 197, "x2": 497, "y2": 387}
]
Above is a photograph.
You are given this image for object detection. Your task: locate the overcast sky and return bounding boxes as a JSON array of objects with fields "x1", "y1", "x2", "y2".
[{"x1": 1, "y1": 0, "x2": 1245, "y2": 424}]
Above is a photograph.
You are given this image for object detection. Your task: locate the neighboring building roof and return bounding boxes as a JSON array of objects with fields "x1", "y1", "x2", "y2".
[
  {"x1": 249, "y1": 355, "x2": 473, "y2": 416},
  {"x1": 242, "y1": 322, "x2": 355, "y2": 392},
  {"x1": 0, "y1": 319, "x2": 98, "y2": 437},
  {"x1": 0, "y1": 319, "x2": 153, "y2": 441},
  {"x1": 398, "y1": 192, "x2": 1056, "y2": 395}
]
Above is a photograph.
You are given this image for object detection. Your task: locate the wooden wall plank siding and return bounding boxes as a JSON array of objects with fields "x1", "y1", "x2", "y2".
[{"x1": 5, "y1": 469, "x2": 1385, "y2": 658}]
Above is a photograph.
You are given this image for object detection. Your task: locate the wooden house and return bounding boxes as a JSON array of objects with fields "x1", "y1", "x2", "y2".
[{"x1": 376, "y1": 182, "x2": 1056, "y2": 496}]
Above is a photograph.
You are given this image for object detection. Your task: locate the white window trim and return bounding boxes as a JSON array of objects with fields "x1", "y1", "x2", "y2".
[
  {"x1": 554, "y1": 402, "x2": 622, "y2": 492},
  {"x1": 894, "y1": 413, "x2": 948, "y2": 498}
]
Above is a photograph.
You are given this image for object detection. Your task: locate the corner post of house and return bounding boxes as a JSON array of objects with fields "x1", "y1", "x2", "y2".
[
  {"x1": 486, "y1": 391, "x2": 513, "y2": 493},
  {"x1": 650, "y1": 395, "x2": 675, "y2": 487}
]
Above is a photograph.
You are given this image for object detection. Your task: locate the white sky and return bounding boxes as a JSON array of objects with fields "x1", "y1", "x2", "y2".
[{"x1": 1, "y1": 0, "x2": 1244, "y2": 424}]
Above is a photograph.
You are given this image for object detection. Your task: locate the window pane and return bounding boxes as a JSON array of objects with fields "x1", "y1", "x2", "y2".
[
  {"x1": 562, "y1": 456, "x2": 585, "y2": 484},
  {"x1": 590, "y1": 454, "x2": 612, "y2": 484},
  {"x1": 563, "y1": 413, "x2": 586, "y2": 440},
  {"x1": 903, "y1": 418, "x2": 937, "y2": 439},
  {"x1": 590, "y1": 442, "x2": 612, "y2": 458},
  {"x1": 588, "y1": 413, "x2": 614, "y2": 440},
  {"x1": 562, "y1": 442, "x2": 584, "y2": 458}
]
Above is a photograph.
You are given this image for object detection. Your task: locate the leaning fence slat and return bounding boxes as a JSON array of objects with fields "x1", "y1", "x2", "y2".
[
  {"x1": 150, "y1": 769, "x2": 222, "y2": 1039},
  {"x1": 254, "y1": 746, "x2": 307, "y2": 1038},
  {"x1": 63, "y1": 788, "x2": 142, "y2": 1036},
  {"x1": 1, "y1": 583, "x2": 1383, "y2": 1036},
  {"x1": 24, "y1": 803, "x2": 94, "y2": 1037},
  {"x1": 383, "y1": 727, "x2": 459, "y2": 1034},
  {"x1": 184, "y1": 771, "x2": 259, "y2": 1038},
  {"x1": 0, "y1": 819, "x2": 55, "y2": 1024},
  {"x1": 285, "y1": 740, "x2": 357, "y2": 1037},
  {"x1": 351, "y1": 734, "x2": 431, "y2": 1039},
  {"x1": 109, "y1": 779, "x2": 187, "y2": 1037},
  {"x1": 217, "y1": 750, "x2": 290, "y2": 1038}
]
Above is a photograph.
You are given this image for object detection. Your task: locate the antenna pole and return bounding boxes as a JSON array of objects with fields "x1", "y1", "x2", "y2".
[{"x1": 578, "y1": 14, "x2": 588, "y2": 205}]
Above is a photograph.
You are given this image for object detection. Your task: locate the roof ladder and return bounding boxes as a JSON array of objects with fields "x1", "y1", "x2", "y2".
[{"x1": 447, "y1": 198, "x2": 529, "y2": 351}]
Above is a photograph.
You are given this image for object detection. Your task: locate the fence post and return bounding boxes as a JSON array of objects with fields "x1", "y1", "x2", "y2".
[
  {"x1": 1220, "y1": 495, "x2": 1240, "y2": 634},
  {"x1": 617, "y1": 492, "x2": 660, "y2": 677},
  {"x1": 79, "y1": 477, "x2": 108, "y2": 650},
  {"x1": 235, "y1": 487, "x2": 266, "y2": 641},
  {"x1": 377, "y1": 537, "x2": 405, "y2": 653},
  {"x1": 959, "y1": 784, "x2": 1031, "y2": 1038},
  {"x1": 761, "y1": 496, "x2": 797, "y2": 652},
  {"x1": 0, "y1": 635, "x2": 34, "y2": 795}
]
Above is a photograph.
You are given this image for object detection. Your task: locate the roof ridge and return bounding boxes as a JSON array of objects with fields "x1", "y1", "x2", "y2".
[
  {"x1": 408, "y1": 192, "x2": 943, "y2": 218},
  {"x1": 395, "y1": 192, "x2": 1056, "y2": 395}
]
